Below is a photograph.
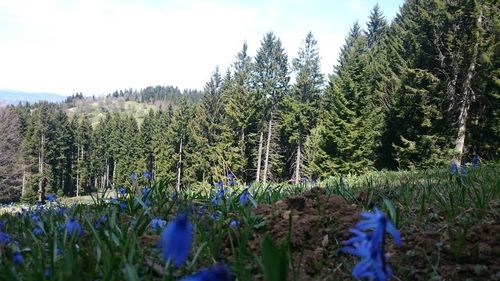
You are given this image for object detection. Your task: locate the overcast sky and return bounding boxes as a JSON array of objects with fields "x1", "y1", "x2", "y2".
[{"x1": 0, "y1": 0, "x2": 403, "y2": 96}]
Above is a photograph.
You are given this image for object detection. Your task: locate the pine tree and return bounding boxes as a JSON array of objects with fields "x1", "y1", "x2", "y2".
[
  {"x1": 251, "y1": 32, "x2": 290, "y2": 182},
  {"x1": 281, "y1": 32, "x2": 324, "y2": 183},
  {"x1": 224, "y1": 42, "x2": 259, "y2": 181}
]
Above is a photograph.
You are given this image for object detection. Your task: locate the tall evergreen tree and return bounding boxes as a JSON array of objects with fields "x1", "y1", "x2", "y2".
[
  {"x1": 281, "y1": 32, "x2": 324, "y2": 183},
  {"x1": 251, "y1": 32, "x2": 290, "y2": 182},
  {"x1": 224, "y1": 42, "x2": 259, "y2": 181}
]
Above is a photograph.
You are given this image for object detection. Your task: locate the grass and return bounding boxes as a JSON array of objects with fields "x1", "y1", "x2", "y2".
[{"x1": 0, "y1": 163, "x2": 498, "y2": 280}]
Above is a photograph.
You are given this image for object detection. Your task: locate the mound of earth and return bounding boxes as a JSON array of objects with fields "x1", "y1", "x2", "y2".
[{"x1": 248, "y1": 187, "x2": 500, "y2": 280}]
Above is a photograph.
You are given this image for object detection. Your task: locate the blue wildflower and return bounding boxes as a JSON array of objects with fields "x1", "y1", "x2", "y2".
[
  {"x1": 119, "y1": 201, "x2": 127, "y2": 211},
  {"x1": 62, "y1": 218, "x2": 83, "y2": 236},
  {"x1": 215, "y1": 180, "x2": 223, "y2": 189},
  {"x1": 44, "y1": 267, "x2": 52, "y2": 278},
  {"x1": 472, "y1": 153, "x2": 480, "y2": 168},
  {"x1": 210, "y1": 212, "x2": 220, "y2": 221},
  {"x1": 0, "y1": 231, "x2": 10, "y2": 246},
  {"x1": 355, "y1": 208, "x2": 401, "y2": 247},
  {"x1": 342, "y1": 208, "x2": 401, "y2": 281},
  {"x1": 56, "y1": 207, "x2": 66, "y2": 215},
  {"x1": 211, "y1": 185, "x2": 225, "y2": 206},
  {"x1": 342, "y1": 240, "x2": 392, "y2": 280},
  {"x1": 238, "y1": 189, "x2": 249, "y2": 206},
  {"x1": 129, "y1": 171, "x2": 137, "y2": 180},
  {"x1": 12, "y1": 252, "x2": 24, "y2": 265},
  {"x1": 118, "y1": 187, "x2": 126, "y2": 196},
  {"x1": 94, "y1": 215, "x2": 108, "y2": 229},
  {"x1": 30, "y1": 213, "x2": 40, "y2": 222},
  {"x1": 33, "y1": 226, "x2": 43, "y2": 236},
  {"x1": 150, "y1": 217, "x2": 167, "y2": 231},
  {"x1": 229, "y1": 220, "x2": 239, "y2": 229},
  {"x1": 158, "y1": 213, "x2": 193, "y2": 267},
  {"x1": 13, "y1": 252, "x2": 24, "y2": 265},
  {"x1": 227, "y1": 172, "x2": 236, "y2": 185},
  {"x1": 460, "y1": 166, "x2": 467, "y2": 177},
  {"x1": 141, "y1": 187, "x2": 151, "y2": 197},
  {"x1": 46, "y1": 193, "x2": 57, "y2": 202},
  {"x1": 180, "y1": 263, "x2": 232, "y2": 281},
  {"x1": 142, "y1": 171, "x2": 152, "y2": 179},
  {"x1": 451, "y1": 161, "x2": 458, "y2": 174}
]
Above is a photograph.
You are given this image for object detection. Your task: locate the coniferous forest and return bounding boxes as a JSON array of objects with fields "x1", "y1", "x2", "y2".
[{"x1": 0, "y1": 0, "x2": 499, "y2": 203}]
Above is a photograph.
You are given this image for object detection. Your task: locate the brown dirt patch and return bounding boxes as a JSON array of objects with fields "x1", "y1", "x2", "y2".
[
  {"x1": 249, "y1": 188, "x2": 361, "y2": 280},
  {"x1": 247, "y1": 187, "x2": 500, "y2": 280}
]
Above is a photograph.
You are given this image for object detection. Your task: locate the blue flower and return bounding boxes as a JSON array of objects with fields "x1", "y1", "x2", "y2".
[
  {"x1": 460, "y1": 166, "x2": 467, "y2": 177},
  {"x1": 229, "y1": 220, "x2": 239, "y2": 229},
  {"x1": 118, "y1": 187, "x2": 126, "y2": 196},
  {"x1": 94, "y1": 215, "x2": 108, "y2": 229},
  {"x1": 472, "y1": 153, "x2": 480, "y2": 168},
  {"x1": 141, "y1": 187, "x2": 151, "y2": 197},
  {"x1": 210, "y1": 212, "x2": 220, "y2": 221},
  {"x1": 0, "y1": 231, "x2": 10, "y2": 246},
  {"x1": 342, "y1": 208, "x2": 401, "y2": 281},
  {"x1": 355, "y1": 208, "x2": 401, "y2": 247},
  {"x1": 142, "y1": 171, "x2": 152, "y2": 179},
  {"x1": 150, "y1": 217, "x2": 167, "y2": 231},
  {"x1": 129, "y1": 171, "x2": 138, "y2": 180},
  {"x1": 215, "y1": 181, "x2": 223, "y2": 189},
  {"x1": 227, "y1": 172, "x2": 236, "y2": 185},
  {"x1": 57, "y1": 207, "x2": 66, "y2": 215},
  {"x1": 30, "y1": 214, "x2": 40, "y2": 222},
  {"x1": 46, "y1": 193, "x2": 57, "y2": 202},
  {"x1": 238, "y1": 190, "x2": 249, "y2": 206},
  {"x1": 119, "y1": 201, "x2": 127, "y2": 211},
  {"x1": 342, "y1": 240, "x2": 391, "y2": 280},
  {"x1": 180, "y1": 263, "x2": 232, "y2": 281},
  {"x1": 158, "y1": 213, "x2": 193, "y2": 267},
  {"x1": 62, "y1": 218, "x2": 83, "y2": 236},
  {"x1": 33, "y1": 226, "x2": 43, "y2": 236},
  {"x1": 451, "y1": 161, "x2": 458, "y2": 174},
  {"x1": 13, "y1": 252, "x2": 24, "y2": 265},
  {"x1": 44, "y1": 267, "x2": 52, "y2": 278},
  {"x1": 211, "y1": 185, "x2": 225, "y2": 206}
]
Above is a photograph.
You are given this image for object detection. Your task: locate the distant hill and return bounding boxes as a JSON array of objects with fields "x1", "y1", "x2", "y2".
[{"x1": 0, "y1": 90, "x2": 67, "y2": 104}]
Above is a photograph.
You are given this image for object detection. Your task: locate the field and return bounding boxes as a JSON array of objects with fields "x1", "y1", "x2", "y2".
[{"x1": 0, "y1": 164, "x2": 499, "y2": 281}]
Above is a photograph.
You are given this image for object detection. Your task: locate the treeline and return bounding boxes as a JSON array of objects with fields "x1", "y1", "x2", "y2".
[{"x1": 0, "y1": 0, "x2": 498, "y2": 203}]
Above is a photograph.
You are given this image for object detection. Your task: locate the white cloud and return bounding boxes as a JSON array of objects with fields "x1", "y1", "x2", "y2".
[{"x1": 0, "y1": 0, "x2": 401, "y2": 95}]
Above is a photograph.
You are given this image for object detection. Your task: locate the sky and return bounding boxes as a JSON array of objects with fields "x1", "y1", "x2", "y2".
[{"x1": 0, "y1": 0, "x2": 404, "y2": 96}]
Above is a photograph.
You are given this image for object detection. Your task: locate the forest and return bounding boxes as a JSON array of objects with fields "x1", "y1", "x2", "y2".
[{"x1": 0, "y1": 0, "x2": 498, "y2": 203}]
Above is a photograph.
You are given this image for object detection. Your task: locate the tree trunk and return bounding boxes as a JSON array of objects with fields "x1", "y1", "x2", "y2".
[
  {"x1": 240, "y1": 128, "x2": 246, "y2": 179},
  {"x1": 21, "y1": 165, "x2": 26, "y2": 198},
  {"x1": 38, "y1": 134, "x2": 45, "y2": 202},
  {"x1": 256, "y1": 131, "x2": 263, "y2": 182},
  {"x1": 453, "y1": 9, "x2": 481, "y2": 167},
  {"x1": 112, "y1": 159, "x2": 116, "y2": 197},
  {"x1": 176, "y1": 137, "x2": 183, "y2": 192},
  {"x1": 294, "y1": 143, "x2": 301, "y2": 184},
  {"x1": 263, "y1": 114, "x2": 273, "y2": 184},
  {"x1": 105, "y1": 159, "x2": 110, "y2": 188},
  {"x1": 76, "y1": 146, "x2": 80, "y2": 197}
]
